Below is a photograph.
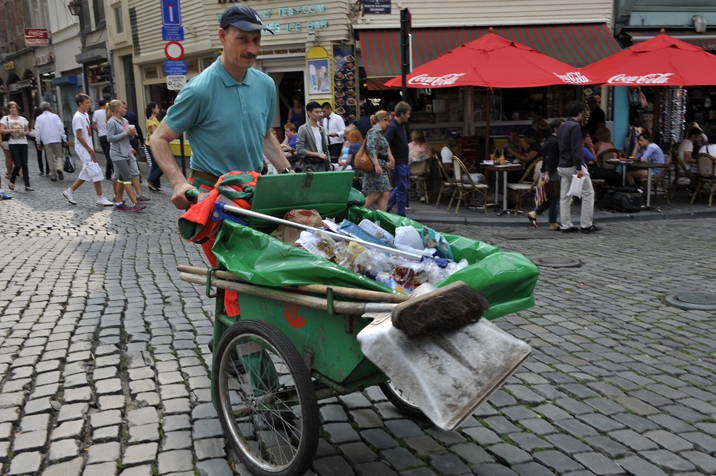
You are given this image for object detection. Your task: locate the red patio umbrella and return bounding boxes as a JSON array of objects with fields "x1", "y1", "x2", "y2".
[
  {"x1": 579, "y1": 32, "x2": 716, "y2": 86},
  {"x1": 384, "y1": 32, "x2": 587, "y2": 163},
  {"x1": 384, "y1": 32, "x2": 587, "y2": 89}
]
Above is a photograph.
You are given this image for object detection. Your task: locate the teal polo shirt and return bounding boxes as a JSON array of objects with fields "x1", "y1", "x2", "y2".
[{"x1": 164, "y1": 60, "x2": 275, "y2": 176}]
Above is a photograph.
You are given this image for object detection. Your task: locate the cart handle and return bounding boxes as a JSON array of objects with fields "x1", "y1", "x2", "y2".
[
  {"x1": 180, "y1": 272, "x2": 397, "y2": 316},
  {"x1": 186, "y1": 188, "x2": 200, "y2": 201},
  {"x1": 177, "y1": 265, "x2": 409, "y2": 303}
]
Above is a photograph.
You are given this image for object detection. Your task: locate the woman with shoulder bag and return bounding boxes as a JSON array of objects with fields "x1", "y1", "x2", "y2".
[
  {"x1": 362, "y1": 110, "x2": 395, "y2": 211},
  {"x1": 0, "y1": 102, "x2": 33, "y2": 191},
  {"x1": 1, "y1": 106, "x2": 13, "y2": 181}
]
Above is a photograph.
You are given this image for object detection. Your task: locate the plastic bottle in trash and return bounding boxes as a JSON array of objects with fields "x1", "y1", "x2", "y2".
[{"x1": 358, "y1": 219, "x2": 395, "y2": 246}]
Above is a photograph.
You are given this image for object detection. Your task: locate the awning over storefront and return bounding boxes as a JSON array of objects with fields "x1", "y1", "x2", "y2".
[
  {"x1": 359, "y1": 23, "x2": 621, "y2": 89},
  {"x1": 624, "y1": 29, "x2": 716, "y2": 51}
]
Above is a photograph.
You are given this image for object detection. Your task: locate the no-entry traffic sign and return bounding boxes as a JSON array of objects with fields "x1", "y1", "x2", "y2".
[{"x1": 164, "y1": 41, "x2": 184, "y2": 61}]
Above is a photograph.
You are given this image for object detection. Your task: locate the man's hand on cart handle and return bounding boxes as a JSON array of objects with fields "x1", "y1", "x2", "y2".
[{"x1": 172, "y1": 182, "x2": 197, "y2": 210}]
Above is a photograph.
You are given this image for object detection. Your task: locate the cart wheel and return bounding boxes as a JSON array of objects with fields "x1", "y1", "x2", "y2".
[
  {"x1": 213, "y1": 320, "x2": 319, "y2": 476},
  {"x1": 379, "y1": 381, "x2": 426, "y2": 419}
]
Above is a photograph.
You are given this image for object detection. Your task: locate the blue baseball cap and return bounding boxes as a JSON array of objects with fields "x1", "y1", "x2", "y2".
[{"x1": 220, "y1": 4, "x2": 274, "y2": 34}]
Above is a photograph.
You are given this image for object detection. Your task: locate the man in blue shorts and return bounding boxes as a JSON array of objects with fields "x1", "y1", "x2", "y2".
[{"x1": 151, "y1": 3, "x2": 293, "y2": 210}]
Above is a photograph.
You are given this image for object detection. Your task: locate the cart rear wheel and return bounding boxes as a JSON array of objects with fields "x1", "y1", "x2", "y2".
[
  {"x1": 213, "y1": 320, "x2": 319, "y2": 476},
  {"x1": 379, "y1": 381, "x2": 426, "y2": 419}
]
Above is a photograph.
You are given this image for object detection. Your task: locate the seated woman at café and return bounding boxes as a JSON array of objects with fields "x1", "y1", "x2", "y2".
[
  {"x1": 625, "y1": 130, "x2": 664, "y2": 187},
  {"x1": 592, "y1": 126, "x2": 616, "y2": 159},
  {"x1": 583, "y1": 130, "x2": 621, "y2": 186},
  {"x1": 408, "y1": 130, "x2": 433, "y2": 163},
  {"x1": 506, "y1": 128, "x2": 541, "y2": 182}
]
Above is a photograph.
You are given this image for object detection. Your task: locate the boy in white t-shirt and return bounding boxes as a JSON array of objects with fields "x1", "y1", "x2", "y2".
[{"x1": 62, "y1": 94, "x2": 113, "y2": 206}]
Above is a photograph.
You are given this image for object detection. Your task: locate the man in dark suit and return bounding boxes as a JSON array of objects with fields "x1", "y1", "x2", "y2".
[{"x1": 295, "y1": 101, "x2": 330, "y2": 172}]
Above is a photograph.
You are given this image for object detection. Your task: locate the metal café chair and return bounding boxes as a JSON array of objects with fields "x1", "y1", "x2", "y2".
[
  {"x1": 506, "y1": 160, "x2": 540, "y2": 216},
  {"x1": 434, "y1": 158, "x2": 457, "y2": 210},
  {"x1": 691, "y1": 153, "x2": 716, "y2": 207},
  {"x1": 450, "y1": 156, "x2": 488, "y2": 215}
]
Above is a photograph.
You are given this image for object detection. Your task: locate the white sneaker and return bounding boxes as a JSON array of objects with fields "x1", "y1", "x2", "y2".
[
  {"x1": 62, "y1": 189, "x2": 76, "y2": 205},
  {"x1": 96, "y1": 195, "x2": 114, "y2": 206}
]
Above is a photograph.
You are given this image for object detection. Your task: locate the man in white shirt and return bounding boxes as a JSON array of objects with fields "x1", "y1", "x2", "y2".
[
  {"x1": 92, "y1": 99, "x2": 112, "y2": 180},
  {"x1": 62, "y1": 94, "x2": 113, "y2": 207},
  {"x1": 34, "y1": 102, "x2": 67, "y2": 182},
  {"x1": 321, "y1": 102, "x2": 345, "y2": 164},
  {"x1": 295, "y1": 101, "x2": 330, "y2": 172}
]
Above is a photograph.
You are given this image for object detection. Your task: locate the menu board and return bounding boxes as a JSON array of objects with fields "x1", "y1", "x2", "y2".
[{"x1": 332, "y1": 44, "x2": 357, "y2": 125}]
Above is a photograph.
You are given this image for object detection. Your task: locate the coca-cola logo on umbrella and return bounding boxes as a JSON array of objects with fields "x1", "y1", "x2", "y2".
[
  {"x1": 553, "y1": 72, "x2": 590, "y2": 84},
  {"x1": 407, "y1": 73, "x2": 466, "y2": 87},
  {"x1": 608, "y1": 73, "x2": 674, "y2": 85}
]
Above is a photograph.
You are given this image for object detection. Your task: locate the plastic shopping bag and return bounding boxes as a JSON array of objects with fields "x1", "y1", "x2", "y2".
[{"x1": 567, "y1": 174, "x2": 584, "y2": 198}]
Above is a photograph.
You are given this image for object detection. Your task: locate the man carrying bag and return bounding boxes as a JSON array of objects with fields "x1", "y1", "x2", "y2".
[{"x1": 557, "y1": 101, "x2": 601, "y2": 234}]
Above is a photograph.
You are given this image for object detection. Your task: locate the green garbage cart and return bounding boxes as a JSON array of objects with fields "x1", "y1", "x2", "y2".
[{"x1": 178, "y1": 171, "x2": 539, "y2": 476}]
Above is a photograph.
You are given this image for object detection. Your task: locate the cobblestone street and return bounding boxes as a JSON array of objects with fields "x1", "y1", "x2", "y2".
[{"x1": 1, "y1": 171, "x2": 716, "y2": 476}]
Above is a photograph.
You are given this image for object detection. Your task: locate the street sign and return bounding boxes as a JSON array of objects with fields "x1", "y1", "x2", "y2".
[
  {"x1": 160, "y1": 0, "x2": 182, "y2": 26},
  {"x1": 164, "y1": 41, "x2": 185, "y2": 61},
  {"x1": 164, "y1": 60, "x2": 187, "y2": 76},
  {"x1": 162, "y1": 25, "x2": 184, "y2": 42},
  {"x1": 166, "y1": 75, "x2": 186, "y2": 91},
  {"x1": 364, "y1": 0, "x2": 391, "y2": 14}
]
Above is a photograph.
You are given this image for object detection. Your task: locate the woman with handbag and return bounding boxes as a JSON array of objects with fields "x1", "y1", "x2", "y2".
[
  {"x1": 527, "y1": 119, "x2": 563, "y2": 230},
  {"x1": 362, "y1": 110, "x2": 395, "y2": 211},
  {"x1": 0, "y1": 102, "x2": 33, "y2": 191}
]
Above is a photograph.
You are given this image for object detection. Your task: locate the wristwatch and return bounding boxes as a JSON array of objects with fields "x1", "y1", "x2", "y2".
[{"x1": 281, "y1": 167, "x2": 292, "y2": 174}]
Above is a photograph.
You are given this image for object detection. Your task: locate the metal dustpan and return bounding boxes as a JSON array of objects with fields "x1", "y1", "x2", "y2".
[{"x1": 357, "y1": 313, "x2": 532, "y2": 430}]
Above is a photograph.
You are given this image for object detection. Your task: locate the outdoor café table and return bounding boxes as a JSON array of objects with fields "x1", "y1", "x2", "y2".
[
  {"x1": 605, "y1": 158, "x2": 634, "y2": 187},
  {"x1": 482, "y1": 162, "x2": 526, "y2": 216},
  {"x1": 627, "y1": 161, "x2": 664, "y2": 211}
]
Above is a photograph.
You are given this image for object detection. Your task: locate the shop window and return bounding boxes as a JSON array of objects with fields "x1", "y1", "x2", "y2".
[
  {"x1": 186, "y1": 59, "x2": 199, "y2": 75},
  {"x1": 94, "y1": 0, "x2": 106, "y2": 28},
  {"x1": 80, "y1": 0, "x2": 91, "y2": 33},
  {"x1": 149, "y1": 83, "x2": 178, "y2": 113},
  {"x1": 202, "y1": 55, "x2": 217, "y2": 70},
  {"x1": 88, "y1": 63, "x2": 110, "y2": 84},
  {"x1": 474, "y1": 89, "x2": 502, "y2": 122},
  {"x1": 546, "y1": 85, "x2": 579, "y2": 119},
  {"x1": 433, "y1": 89, "x2": 464, "y2": 124},
  {"x1": 114, "y1": 6, "x2": 123, "y2": 34},
  {"x1": 144, "y1": 66, "x2": 159, "y2": 80}
]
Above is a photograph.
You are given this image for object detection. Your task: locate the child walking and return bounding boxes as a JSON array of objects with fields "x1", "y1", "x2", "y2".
[
  {"x1": 62, "y1": 94, "x2": 114, "y2": 206},
  {"x1": 105, "y1": 99, "x2": 147, "y2": 212}
]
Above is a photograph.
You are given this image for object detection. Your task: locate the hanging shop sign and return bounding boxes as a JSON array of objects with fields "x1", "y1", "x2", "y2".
[
  {"x1": 218, "y1": 3, "x2": 329, "y2": 34},
  {"x1": 24, "y1": 29, "x2": 49, "y2": 47},
  {"x1": 15, "y1": 79, "x2": 34, "y2": 89},
  {"x1": 306, "y1": 45, "x2": 330, "y2": 97},
  {"x1": 33, "y1": 53, "x2": 55, "y2": 67}
]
